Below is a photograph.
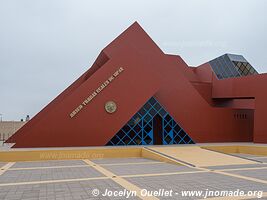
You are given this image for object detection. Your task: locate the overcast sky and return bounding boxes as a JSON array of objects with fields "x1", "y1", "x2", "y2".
[{"x1": 0, "y1": 0, "x2": 266, "y2": 121}]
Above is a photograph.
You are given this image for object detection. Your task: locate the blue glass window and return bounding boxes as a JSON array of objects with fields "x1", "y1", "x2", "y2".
[{"x1": 106, "y1": 97, "x2": 194, "y2": 145}]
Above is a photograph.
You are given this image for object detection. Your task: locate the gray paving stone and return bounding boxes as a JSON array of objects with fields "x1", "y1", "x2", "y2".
[
  {"x1": 103, "y1": 162, "x2": 197, "y2": 176},
  {"x1": 207, "y1": 163, "x2": 267, "y2": 170},
  {"x1": 11, "y1": 160, "x2": 86, "y2": 169},
  {"x1": 126, "y1": 172, "x2": 267, "y2": 199},
  {"x1": 253, "y1": 157, "x2": 267, "y2": 163},
  {"x1": 0, "y1": 162, "x2": 7, "y2": 168},
  {"x1": 226, "y1": 168, "x2": 267, "y2": 181},
  {"x1": 0, "y1": 166, "x2": 104, "y2": 183},
  {"x1": 0, "y1": 180, "x2": 140, "y2": 200},
  {"x1": 2, "y1": 158, "x2": 266, "y2": 200},
  {"x1": 92, "y1": 158, "x2": 157, "y2": 164}
]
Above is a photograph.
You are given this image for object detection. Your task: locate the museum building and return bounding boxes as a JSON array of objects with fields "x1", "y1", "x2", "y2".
[{"x1": 7, "y1": 22, "x2": 267, "y2": 148}]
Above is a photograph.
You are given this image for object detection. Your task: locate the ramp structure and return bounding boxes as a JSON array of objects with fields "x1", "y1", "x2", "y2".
[{"x1": 148, "y1": 146, "x2": 257, "y2": 167}]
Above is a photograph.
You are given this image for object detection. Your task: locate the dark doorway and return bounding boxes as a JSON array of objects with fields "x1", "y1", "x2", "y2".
[{"x1": 153, "y1": 114, "x2": 163, "y2": 145}]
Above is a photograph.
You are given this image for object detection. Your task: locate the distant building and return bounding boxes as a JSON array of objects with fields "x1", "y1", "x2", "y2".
[{"x1": 0, "y1": 121, "x2": 27, "y2": 141}]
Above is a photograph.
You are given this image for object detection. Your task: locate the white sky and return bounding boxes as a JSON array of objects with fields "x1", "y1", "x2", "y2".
[{"x1": 0, "y1": 0, "x2": 267, "y2": 121}]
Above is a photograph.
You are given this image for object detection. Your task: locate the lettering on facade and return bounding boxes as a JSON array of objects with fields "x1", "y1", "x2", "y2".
[{"x1": 69, "y1": 67, "x2": 124, "y2": 118}]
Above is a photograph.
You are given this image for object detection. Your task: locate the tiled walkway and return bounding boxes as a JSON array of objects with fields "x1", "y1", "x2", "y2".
[{"x1": 1, "y1": 156, "x2": 267, "y2": 199}]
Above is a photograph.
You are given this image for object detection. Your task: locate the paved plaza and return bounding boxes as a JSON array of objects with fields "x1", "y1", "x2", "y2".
[{"x1": 0, "y1": 153, "x2": 267, "y2": 200}]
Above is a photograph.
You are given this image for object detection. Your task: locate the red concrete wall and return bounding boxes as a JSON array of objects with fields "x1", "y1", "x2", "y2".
[{"x1": 212, "y1": 73, "x2": 267, "y2": 143}]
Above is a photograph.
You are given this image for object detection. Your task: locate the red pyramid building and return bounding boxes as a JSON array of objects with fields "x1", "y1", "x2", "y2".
[{"x1": 7, "y1": 22, "x2": 267, "y2": 148}]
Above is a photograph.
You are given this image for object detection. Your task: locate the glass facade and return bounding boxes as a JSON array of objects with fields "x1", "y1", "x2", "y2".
[
  {"x1": 106, "y1": 97, "x2": 194, "y2": 145},
  {"x1": 209, "y1": 54, "x2": 258, "y2": 79},
  {"x1": 232, "y1": 61, "x2": 258, "y2": 76}
]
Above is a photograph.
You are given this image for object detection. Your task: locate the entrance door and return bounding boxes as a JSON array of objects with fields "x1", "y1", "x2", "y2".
[{"x1": 153, "y1": 114, "x2": 163, "y2": 145}]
